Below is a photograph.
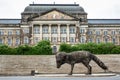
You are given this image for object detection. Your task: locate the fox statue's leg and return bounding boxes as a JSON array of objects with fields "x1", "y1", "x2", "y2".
[
  {"x1": 82, "y1": 61, "x2": 92, "y2": 74},
  {"x1": 69, "y1": 64, "x2": 74, "y2": 75}
]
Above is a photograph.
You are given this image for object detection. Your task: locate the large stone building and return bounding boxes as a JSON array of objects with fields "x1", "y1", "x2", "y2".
[{"x1": 0, "y1": 4, "x2": 120, "y2": 48}]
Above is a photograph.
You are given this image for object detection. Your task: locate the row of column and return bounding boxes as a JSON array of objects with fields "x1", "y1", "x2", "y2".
[{"x1": 31, "y1": 24, "x2": 73, "y2": 44}]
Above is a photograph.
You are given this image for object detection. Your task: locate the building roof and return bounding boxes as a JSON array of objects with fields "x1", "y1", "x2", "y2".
[
  {"x1": 0, "y1": 19, "x2": 120, "y2": 25},
  {"x1": 0, "y1": 19, "x2": 21, "y2": 24},
  {"x1": 22, "y1": 4, "x2": 86, "y2": 14},
  {"x1": 88, "y1": 19, "x2": 120, "y2": 25}
]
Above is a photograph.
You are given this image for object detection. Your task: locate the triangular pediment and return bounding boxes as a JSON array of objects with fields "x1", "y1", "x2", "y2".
[{"x1": 32, "y1": 9, "x2": 77, "y2": 20}]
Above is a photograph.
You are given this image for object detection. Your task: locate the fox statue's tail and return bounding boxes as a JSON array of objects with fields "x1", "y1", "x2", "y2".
[{"x1": 91, "y1": 54, "x2": 108, "y2": 71}]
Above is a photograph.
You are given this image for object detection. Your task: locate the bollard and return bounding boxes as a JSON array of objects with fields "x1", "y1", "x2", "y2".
[{"x1": 31, "y1": 70, "x2": 35, "y2": 76}]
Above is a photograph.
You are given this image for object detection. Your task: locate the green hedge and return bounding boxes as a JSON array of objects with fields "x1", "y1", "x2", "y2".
[
  {"x1": 1, "y1": 42, "x2": 120, "y2": 55},
  {"x1": 0, "y1": 40, "x2": 52, "y2": 55},
  {"x1": 59, "y1": 43, "x2": 120, "y2": 54}
]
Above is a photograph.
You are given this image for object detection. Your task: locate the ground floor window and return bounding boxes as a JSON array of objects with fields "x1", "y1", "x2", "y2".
[
  {"x1": 69, "y1": 37, "x2": 75, "y2": 43},
  {"x1": 8, "y1": 38, "x2": 12, "y2": 46},
  {"x1": 88, "y1": 38, "x2": 93, "y2": 43},
  {"x1": 112, "y1": 38, "x2": 116, "y2": 44},
  {"x1": 96, "y1": 38, "x2": 100, "y2": 44},
  {"x1": 61, "y1": 37, "x2": 66, "y2": 43},
  {"x1": 24, "y1": 37, "x2": 29, "y2": 44},
  {"x1": 34, "y1": 37, "x2": 39, "y2": 44},
  {"x1": 16, "y1": 38, "x2": 20, "y2": 46},
  {"x1": 80, "y1": 37, "x2": 85, "y2": 43}
]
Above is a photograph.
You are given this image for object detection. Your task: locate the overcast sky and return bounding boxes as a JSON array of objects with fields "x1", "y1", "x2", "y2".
[{"x1": 0, "y1": 0, "x2": 120, "y2": 19}]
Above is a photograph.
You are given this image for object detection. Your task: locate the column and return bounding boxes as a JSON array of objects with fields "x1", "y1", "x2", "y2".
[
  {"x1": 4, "y1": 36, "x2": 6, "y2": 44},
  {"x1": 49, "y1": 24, "x2": 51, "y2": 41},
  {"x1": 12, "y1": 37, "x2": 15, "y2": 47},
  {"x1": 31, "y1": 24, "x2": 34, "y2": 45},
  {"x1": 76, "y1": 26, "x2": 79, "y2": 43},
  {"x1": 58, "y1": 24, "x2": 60, "y2": 43},
  {"x1": 40, "y1": 24, "x2": 42, "y2": 41},
  {"x1": 67, "y1": 24, "x2": 69, "y2": 43},
  {"x1": 4, "y1": 30, "x2": 7, "y2": 44}
]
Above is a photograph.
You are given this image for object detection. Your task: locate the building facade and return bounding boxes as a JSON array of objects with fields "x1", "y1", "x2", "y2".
[{"x1": 0, "y1": 4, "x2": 120, "y2": 49}]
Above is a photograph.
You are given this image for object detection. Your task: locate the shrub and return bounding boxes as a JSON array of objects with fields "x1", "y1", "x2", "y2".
[
  {"x1": 59, "y1": 43, "x2": 71, "y2": 52},
  {"x1": 16, "y1": 45, "x2": 32, "y2": 55},
  {"x1": 59, "y1": 42, "x2": 119, "y2": 54},
  {"x1": 111, "y1": 46, "x2": 120, "y2": 54},
  {"x1": 34, "y1": 40, "x2": 52, "y2": 55},
  {"x1": 0, "y1": 45, "x2": 17, "y2": 55}
]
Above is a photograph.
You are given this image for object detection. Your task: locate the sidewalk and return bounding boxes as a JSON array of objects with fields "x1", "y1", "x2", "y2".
[{"x1": 35, "y1": 73, "x2": 118, "y2": 77}]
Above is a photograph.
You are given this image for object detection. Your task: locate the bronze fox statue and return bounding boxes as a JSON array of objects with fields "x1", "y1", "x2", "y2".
[{"x1": 56, "y1": 51, "x2": 108, "y2": 75}]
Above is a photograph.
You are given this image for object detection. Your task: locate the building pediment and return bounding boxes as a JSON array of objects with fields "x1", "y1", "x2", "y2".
[{"x1": 32, "y1": 9, "x2": 78, "y2": 20}]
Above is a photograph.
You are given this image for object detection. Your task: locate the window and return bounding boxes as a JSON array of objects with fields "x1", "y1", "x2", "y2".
[
  {"x1": 69, "y1": 27, "x2": 75, "y2": 34},
  {"x1": 80, "y1": 29, "x2": 85, "y2": 34},
  {"x1": 96, "y1": 31, "x2": 100, "y2": 35},
  {"x1": 0, "y1": 38, "x2": 3, "y2": 44},
  {"x1": 42, "y1": 26, "x2": 48, "y2": 34},
  {"x1": 34, "y1": 26, "x2": 40, "y2": 34},
  {"x1": 61, "y1": 37, "x2": 66, "y2": 42},
  {"x1": 52, "y1": 37, "x2": 57, "y2": 43},
  {"x1": 16, "y1": 30, "x2": 20, "y2": 35},
  {"x1": 88, "y1": 38, "x2": 93, "y2": 43},
  {"x1": 111, "y1": 30, "x2": 116, "y2": 35},
  {"x1": 88, "y1": 30, "x2": 92, "y2": 35},
  {"x1": 24, "y1": 37, "x2": 29, "y2": 44},
  {"x1": 96, "y1": 38, "x2": 100, "y2": 44},
  {"x1": 104, "y1": 31, "x2": 108, "y2": 35},
  {"x1": 23, "y1": 28, "x2": 29, "y2": 34},
  {"x1": 80, "y1": 36, "x2": 85, "y2": 43},
  {"x1": 70, "y1": 37, "x2": 75, "y2": 43},
  {"x1": 104, "y1": 37, "x2": 109, "y2": 43},
  {"x1": 34, "y1": 37, "x2": 39, "y2": 44},
  {"x1": 16, "y1": 38, "x2": 20, "y2": 46},
  {"x1": 8, "y1": 30, "x2": 12, "y2": 35},
  {"x1": 8, "y1": 38, "x2": 12, "y2": 46},
  {"x1": 112, "y1": 37, "x2": 116, "y2": 44},
  {"x1": 51, "y1": 26, "x2": 57, "y2": 34},
  {"x1": 0, "y1": 30, "x2": 4, "y2": 35},
  {"x1": 60, "y1": 27, "x2": 66, "y2": 34}
]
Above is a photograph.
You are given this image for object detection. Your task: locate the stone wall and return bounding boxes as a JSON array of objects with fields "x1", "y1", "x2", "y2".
[{"x1": 0, "y1": 55, "x2": 120, "y2": 75}]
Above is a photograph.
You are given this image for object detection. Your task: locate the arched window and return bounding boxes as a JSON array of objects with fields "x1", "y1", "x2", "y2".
[
  {"x1": 104, "y1": 36, "x2": 109, "y2": 43},
  {"x1": 80, "y1": 36, "x2": 85, "y2": 43},
  {"x1": 88, "y1": 38, "x2": 93, "y2": 43},
  {"x1": 16, "y1": 38, "x2": 20, "y2": 46},
  {"x1": 112, "y1": 37, "x2": 116, "y2": 44},
  {"x1": 96, "y1": 38, "x2": 100, "y2": 44},
  {"x1": 24, "y1": 37, "x2": 29, "y2": 44},
  {"x1": 8, "y1": 38, "x2": 12, "y2": 46}
]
